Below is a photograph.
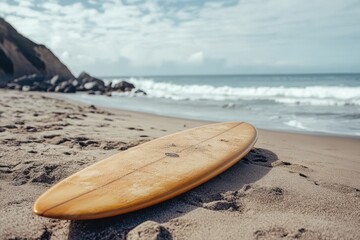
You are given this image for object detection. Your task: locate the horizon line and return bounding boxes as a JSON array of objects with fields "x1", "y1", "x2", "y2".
[{"x1": 97, "y1": 72, "x2": 360, "y2": 78}]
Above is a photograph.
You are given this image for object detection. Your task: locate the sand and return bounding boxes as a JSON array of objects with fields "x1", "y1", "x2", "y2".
[{"x1": 0, "y1": 89, "x2": 359, "y2": 240}]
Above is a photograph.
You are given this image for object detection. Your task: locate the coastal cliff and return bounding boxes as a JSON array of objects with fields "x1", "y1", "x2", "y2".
[
  {"x1": 0, "y1": 17, "x2": 74, "y2": 83},
  {"x1": 0, "y1": 18, "x2": 141, "y2": 95}
]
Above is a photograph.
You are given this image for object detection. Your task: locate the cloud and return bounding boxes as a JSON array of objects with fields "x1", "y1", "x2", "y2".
[
  {"x1": 188, "y1": 51, "x2": 204, "y2": 64},
  {"x1": 61, "y1": 51, "x2": 71, "y2": 60},
  {"x1": 0, "y1": 0, "x2": 359, "y2": 75}
]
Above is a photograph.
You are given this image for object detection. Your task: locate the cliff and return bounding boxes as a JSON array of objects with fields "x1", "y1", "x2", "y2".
[{"x1": 0, "y1": 17, "x2": 74, "y2": 82}]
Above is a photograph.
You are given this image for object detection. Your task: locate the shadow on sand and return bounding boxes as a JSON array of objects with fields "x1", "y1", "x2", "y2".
[{"x1": 67, "y1": 148, "x2": 278, "y2": 240}]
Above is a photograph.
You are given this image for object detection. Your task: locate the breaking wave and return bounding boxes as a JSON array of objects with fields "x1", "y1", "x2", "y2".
[{"x1": 111, "y1": 78, "x2": 360, "y2": 106}]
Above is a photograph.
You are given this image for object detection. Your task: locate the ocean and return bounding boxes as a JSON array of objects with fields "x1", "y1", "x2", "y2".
[{"x1": 64, "y1": 74, "x2": 360, "y2": 137}]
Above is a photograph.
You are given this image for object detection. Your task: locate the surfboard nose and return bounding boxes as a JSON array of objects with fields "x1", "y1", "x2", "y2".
[
  {"x1": 33, "y1": 199, "x2": 80, "y2": 220},
  {"x1": 33, "y1": 200, "x2": 48, "y2": 218},
  {"x1": 33, "y1": 198, "x2": 54, "y2": 218}
]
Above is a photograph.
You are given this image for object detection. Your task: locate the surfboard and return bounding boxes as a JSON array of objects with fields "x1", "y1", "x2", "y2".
[{"x1": 33, "y1": 122, "x2": 257, "y2": 220}]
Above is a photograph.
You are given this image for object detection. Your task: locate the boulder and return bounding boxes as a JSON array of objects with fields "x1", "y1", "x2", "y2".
[
  {"x1": 76, "y1": 71, "x2": 106, "y2": 92},
  {"x1": 112, "y1": 80, "x2": 135, "y2": 92},
  {"x1": 6, "y1": 82, "x2": 21, "y2": 90},
  {"x1": 13, "y1": 74, "x2": 44, "y2": 86},
  {"x1": 22, "y1": 85, "x2": 31, "y2": 92},
  {"x1": 134, "y1": 89, "x2": 147, "y2": 95},
  {"x1": 64, "y1": 84, "x2": 76, "y2": 93},
  {"x1": 32, "y1": 81, "x2": 52, "y2": 91},
  {"x1": 55, "y1": 81, "x2": 72, "y2": 93},
  {"x1": 77, "y1": 72, "x2": 104, "y2": 85},
  {"x1": 49, "y1": 75, "x2": 60, "y2": 85},
  {"x1": 71, "y1": 79, "x2": 79, "y2": 87},
  {"x1": 84, "y1": 81, "x2": 102, "y2": 91},
  {"x1": 46, "y1": 85, "x2": 56, "y2": 92}
]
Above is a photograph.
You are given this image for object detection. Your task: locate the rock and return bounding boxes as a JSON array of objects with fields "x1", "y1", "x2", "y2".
[
  {"x1": 127, "y1": 221, "x2": 172, "y2": 240},
  {"x1": 6, "y1": 82, "x2": 21, "y2": 90},
  {"x1": 49, "y1": 75, "x2": 60, "y2": 85},
  {"x1": 77, "y1": 72, "x2": 104, "y2": 85},
  {"x1": 112, "y1": 80, "x2": 135, "y2": 92},
  {"x1": 54, "y1": 81, "x2": 69, "y2": 93},
  {"x1": 71, "y1": 79, "x2": 79, "y2": 87},
  {"x1": 77, "y1": 71, "x2": 92, "y2": 82},
  {"x1": 64, "y1": 84, "x2": 76, "y2": 93},
  {"x1": 13, "y1": 74, "x2": 44, "y2": 86},
  {"x1": 46, "y1": 85, "x2": 56, "y2": 92},
  {"x1": 22, "y1": 85, "x2": 31, "y2": 91},
  {"x1": 53, "y1": 80, "x2": 77, "y2": 93},
  {"x1": 134, "y1": 89, "x2": 147, "y2": 95},
  {"x1": 84, "y1": 81, "x2": 99, "y2": 91},
  {"x1": 32, "y1": 81, "x2": 52, "y2": 91},
  {"x1": 76, "y1": 71, "x2": 106, "y2": 92}
]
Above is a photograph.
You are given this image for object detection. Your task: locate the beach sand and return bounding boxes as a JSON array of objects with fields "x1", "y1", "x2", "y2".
[{"x1": 0, "y1": 89, "x2": 359, "y2": 240}]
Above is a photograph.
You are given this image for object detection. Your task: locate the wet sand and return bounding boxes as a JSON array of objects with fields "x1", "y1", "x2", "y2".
[{"x1": 0, "y1": 90, "x2": 359, "y2": 239}]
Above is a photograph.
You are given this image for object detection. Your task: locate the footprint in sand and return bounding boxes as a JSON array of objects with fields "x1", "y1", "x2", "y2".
[
  {"x1": 319, "y1": 182, "x2": 360, "y2": 197},
  {"x1": 127, "y1": 221, "x2": 172, "y2": 240},
  {"x1": 242, "y1": 148, "x2": 278, "y2": 168},
  {"x1": 254, "y1": 227, "x2": 323, "y2": 239},
  {"x1": 9, "y1": 161, "x2": 68, "y2": 186},
  {"x1": 273, "y1": 160, "x2": 359, "y2": 197},
  {"x1": 1, "y1": 137, "x2": 45, "y2": 147},
  {"x1": 101, "y1": 141, "x2": 127, "y2": 150},
  {"x1": 244, "y1": 185, "x2": 286, "y2": 205},
  {"x1": 272, "y1": 160, "x2": 312, "y2": 173},
  {"x1": 180, "y1": 187, "x2": 248, "y2": 212}
]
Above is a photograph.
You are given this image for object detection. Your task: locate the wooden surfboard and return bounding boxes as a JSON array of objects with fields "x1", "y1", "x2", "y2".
[{"x1": 33, "y1": 122, "x2": 257, "y2": 220}]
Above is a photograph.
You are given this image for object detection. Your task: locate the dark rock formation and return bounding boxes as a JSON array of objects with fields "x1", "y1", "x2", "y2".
[
  {"x1": 76, "y1": 71, "x2": 106, "y2": 92},
  {"x1": 0, "y1": 17, "x2": 74, "y2": 82},
  {"x1": 13, "y1": 74, "x2": 44, "y2": 86},
  {"x1": 112, "y1": 80, "x2": 135, "y2": 92},
  {"x1": 134, "y1": 89, "x2": 147, "y2": 95}
]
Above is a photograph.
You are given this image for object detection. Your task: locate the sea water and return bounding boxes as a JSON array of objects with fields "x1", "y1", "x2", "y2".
[{"x1": 65, "y1": 74, "x2": 360, "y2": 137}]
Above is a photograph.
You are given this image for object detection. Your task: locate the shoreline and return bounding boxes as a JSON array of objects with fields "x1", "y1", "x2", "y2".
[
  {"x1": 0, "y1": 89, "x2": 359, "y2": 239},
  {"x1": 55, "y1": 91, "x2": 360, "y2": 140},
  {"x1": 45, "y1": 91, "x2": 210, "y2": 126}
]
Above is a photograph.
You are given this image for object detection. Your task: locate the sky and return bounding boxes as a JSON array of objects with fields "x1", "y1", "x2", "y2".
[{"x1": 0, "y1": 0, "x2": 360, "y2": 76}]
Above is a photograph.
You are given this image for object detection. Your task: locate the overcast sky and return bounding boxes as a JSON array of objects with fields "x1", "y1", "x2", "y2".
[{"x1": 1, "y1": 0, "x2": 359, "y2": 76}]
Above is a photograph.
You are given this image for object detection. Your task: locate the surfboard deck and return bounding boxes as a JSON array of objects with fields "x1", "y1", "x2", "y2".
[{"x1": 33, "y1": 122, "x2": 257, "y2": 220}]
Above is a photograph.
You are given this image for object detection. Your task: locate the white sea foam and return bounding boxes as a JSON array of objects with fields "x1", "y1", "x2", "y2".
[
  {"x1": 110, "y1": 78, "x2": 360, "y2": 106},
  {"x1": 285, "y1": 120, "x2": 310, "y2": 130}
]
